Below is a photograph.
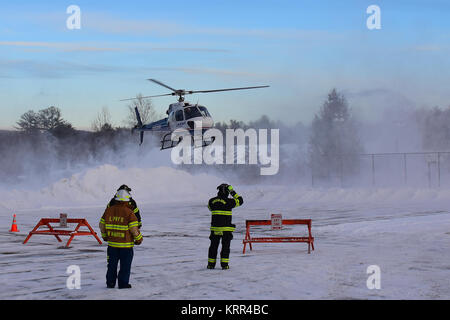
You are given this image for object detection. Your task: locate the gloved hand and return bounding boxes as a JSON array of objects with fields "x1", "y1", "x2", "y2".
[
  {"x1": 133, "y1": 232, "x2": 143, "y2": 245},
  {"x1": 228, "y1": 185, "x2": 237, "y2": 197},
  {"x1": 101, "y1": 233, "x2": 108, "y2": 242}
]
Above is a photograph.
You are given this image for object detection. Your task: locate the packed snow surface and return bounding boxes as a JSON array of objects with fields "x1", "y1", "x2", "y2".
[{"x1": 0, "y1": 165, "x2": 449, "y2": 299}]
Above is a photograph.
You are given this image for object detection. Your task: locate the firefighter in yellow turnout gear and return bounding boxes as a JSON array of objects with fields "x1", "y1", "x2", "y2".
[
  {"x1": 99, "y1": 189, "x2": 143, "y2": 289},
  {"x1": 207, "y1": 184, "x2": 243, "y2": 270},
  {"x1": 107, "y1": 184, "x2": 142, "y2": 229}
]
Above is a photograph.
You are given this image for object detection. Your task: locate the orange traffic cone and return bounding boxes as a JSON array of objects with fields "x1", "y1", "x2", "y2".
[{"x1": 10, "y1": 214, "x2": 19, "y2": 232}]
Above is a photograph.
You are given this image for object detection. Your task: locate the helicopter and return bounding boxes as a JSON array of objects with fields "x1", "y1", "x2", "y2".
[{"x1": 120, "y1": 79, "x2": 269, "y2": 150}]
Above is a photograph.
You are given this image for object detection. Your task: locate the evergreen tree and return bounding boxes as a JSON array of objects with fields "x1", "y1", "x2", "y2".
[
  {"x1": 308, "y1": 88, "x2": 363, "y2": 179},
  {"x1": 16, "y1": 106, "x2": 70, "y2": 133}
]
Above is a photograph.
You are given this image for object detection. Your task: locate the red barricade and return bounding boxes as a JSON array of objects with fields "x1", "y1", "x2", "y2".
[
  {"x1": 23, "y1": 218, "x2": 102, "y2": 248},
  {"x1": 243, "y1": 219, "x2": 315, "y2": 254}
]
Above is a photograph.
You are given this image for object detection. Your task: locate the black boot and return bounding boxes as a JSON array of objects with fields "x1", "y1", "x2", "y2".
[
  {"x1": 221, "y1": 264, "x2": 229, "y2": 270},
  {"x1": 207, "y1": 263, "x2": 215, "y2": 269}
]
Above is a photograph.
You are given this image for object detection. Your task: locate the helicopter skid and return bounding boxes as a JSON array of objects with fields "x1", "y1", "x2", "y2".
[{"x1": 160, "y1": 132, "x2": 215, "y2": 150}]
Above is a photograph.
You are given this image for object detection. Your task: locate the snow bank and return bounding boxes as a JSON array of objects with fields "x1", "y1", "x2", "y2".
[
  {"x1": 2, "y1": 164, "x2": 223, "y2": 210},
  {"x1": 242, "y1": 185, "x2": 450, "y2": 207},
  {"x1": 3, "y1": 162, "x2": 450, "y2": 212}
]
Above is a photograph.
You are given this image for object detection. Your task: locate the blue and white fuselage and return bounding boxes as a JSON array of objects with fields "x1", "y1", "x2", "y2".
[{"x1": 133, "y1": 101, "x2": 214, "y2": 148}]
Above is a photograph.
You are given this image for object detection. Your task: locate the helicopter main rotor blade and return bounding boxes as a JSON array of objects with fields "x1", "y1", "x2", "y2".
[
  {"x1": 121, "y1": 80, "x2": 269, "y2": 102},
  {"x1": 188, "y1": 85, "x2": 270, "y2": 94},
  {"x1": 120, "y1": 93, "x2": 174, "y2": 102},
  {"x1": 147, "y1": 79, "x2": 179, "y2": 93}
]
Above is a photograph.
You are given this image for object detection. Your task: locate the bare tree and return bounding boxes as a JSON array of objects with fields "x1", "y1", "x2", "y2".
[
  {"x1": 123, "y1": 94, "x2": 159, "y2": 128},
  {"x1": 92, "y1": 107, "x2": 113, "y2": 132}
]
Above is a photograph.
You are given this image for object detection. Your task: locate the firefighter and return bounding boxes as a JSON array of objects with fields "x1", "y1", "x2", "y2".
[
  {"x1": 107, "y1": 184, "x2": 142, "y2": 229},
  {"x1": 99, "y1": 188, "x2": 143, "y2": 289},
  {"x1": 207, "y1": 183, "x2": 243, "y2": 270}
]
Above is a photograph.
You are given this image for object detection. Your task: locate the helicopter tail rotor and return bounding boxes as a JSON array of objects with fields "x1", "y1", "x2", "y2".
[
  {"x1": 134, "y1": 107, "x2": 143, "y2": 127},
  {"x1": 132, "y1": 107, "x2": 145, "y2": 145}
]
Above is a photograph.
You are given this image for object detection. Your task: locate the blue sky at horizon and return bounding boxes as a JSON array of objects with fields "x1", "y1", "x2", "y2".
[{"x1": 0, "y1": 0, "x2": 449, "y2": 130}]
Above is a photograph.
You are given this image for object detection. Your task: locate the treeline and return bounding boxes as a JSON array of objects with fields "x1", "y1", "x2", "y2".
[
  {"x1": 0, "y1": 106, "x2": 159, "y2": 184},
  {"x1": 206, "y1": 89, "x2": 362, "y2": 182},
  {"x1": 211, "y1": 88, "x2": 450, "y2": 183},
  {"x1": 214, "y1": 115, "x2": 309, "y2": 146},
  {"x1": 2, "y1": 89, "x2": 450, "y2": 186},
  {"x1": 0, "y1": 127, "x2": 137, "y2": 184},
  {"x1": 416, "y1": 106, "x2": 450, "y2": 151}
]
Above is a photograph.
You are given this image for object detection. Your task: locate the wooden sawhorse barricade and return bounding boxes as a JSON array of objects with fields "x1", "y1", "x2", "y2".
[
  {"x1": 23, "y1": 218, "x2": 102, "y2": 248},
  {"x1": 243, "y1": 219, "x2": 315, "y2": 254}
]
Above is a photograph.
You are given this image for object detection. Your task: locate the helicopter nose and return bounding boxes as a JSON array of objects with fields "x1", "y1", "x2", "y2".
[
  {"x1": 202, "y1": 117, "x2": 213, "y2": 128},
  {"x1": 188, "y1": 117, "x2": 213, "y2": 130}
]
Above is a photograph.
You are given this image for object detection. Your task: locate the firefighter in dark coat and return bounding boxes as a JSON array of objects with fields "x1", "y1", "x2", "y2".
[
  {"x1": 107, "y1": 185, "x2": 142, "y2": 229},
  {"x1": 207, "y1": 183, "x2": 243, "y2": 270}
]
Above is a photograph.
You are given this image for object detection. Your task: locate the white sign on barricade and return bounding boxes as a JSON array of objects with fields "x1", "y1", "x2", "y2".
[
  {"x1": 271, "y1": 214, "x2": 282, "y2": 230},
  {"x1": 60, "y1": 213, "x2": 68, "y2": 228}
]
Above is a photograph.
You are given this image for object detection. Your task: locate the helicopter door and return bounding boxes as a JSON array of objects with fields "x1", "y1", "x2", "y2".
[{"x1": 175, "y1": 110, "x2": 184, "y2": 121}]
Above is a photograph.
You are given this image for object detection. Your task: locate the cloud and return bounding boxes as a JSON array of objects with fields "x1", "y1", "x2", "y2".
[
  {"x1": 139, "y1": 66, "x2": 271, "y2": 78},
  {"x1": 0, "y1": 41, "x2": 122, "y2": 52},
  {"x1": 83, "y1": 13, "x2": 335, "y2": 41},
  {"x1": 148, "y1": 47, "x2": 230, "y2": 53},
  {"x1": 0, "y1": 58, "x2": 271, "y2": 80},
  {"x1": 0, "y1": 59, "x2": 117, "y2": 78},
  {"x1": 0, "y1": 41, "x2": 230, "y2": 53}
]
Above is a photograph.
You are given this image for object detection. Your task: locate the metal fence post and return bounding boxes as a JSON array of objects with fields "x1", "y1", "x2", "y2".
[
  {"x1": 371, "y1": 154, "x2": 375, "y2": 186},
  {"x1": 438, "y1": 152, "x2": 441, "y2": 188},
  {"x1": 403, "y1": 153, "x2": 407, "y2": 185}
]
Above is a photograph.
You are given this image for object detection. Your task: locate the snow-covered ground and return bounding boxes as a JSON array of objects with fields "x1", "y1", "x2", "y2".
[{"x1": 1, "y1": 165, "x2": 449, "y2": 299}]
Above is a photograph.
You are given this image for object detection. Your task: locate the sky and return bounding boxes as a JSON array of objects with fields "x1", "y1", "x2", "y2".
[{"x1": 0, "y1": 0, "x2": 449, "y2": 130}]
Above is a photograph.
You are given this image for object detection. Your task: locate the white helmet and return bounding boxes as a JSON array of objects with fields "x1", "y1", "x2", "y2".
[{"x1": 115, "y1": 189, "x2": 131, "y2": 202}]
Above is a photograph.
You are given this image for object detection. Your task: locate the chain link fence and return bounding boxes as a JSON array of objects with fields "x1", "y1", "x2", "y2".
[{"x1": 311, "y1": 152, "x2": 450, "y2": 188}]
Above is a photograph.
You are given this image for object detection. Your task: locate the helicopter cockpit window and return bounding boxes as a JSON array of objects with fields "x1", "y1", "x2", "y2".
[
  {"x1": 198, "y1": 106, "x2": 211, "y2": 117},
  {"x1": 184, "y1": 107, "x2": 202, "y2": 120},
  {"x1": 175, "y1": 110, "x2": 184, "y2": 121}
]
